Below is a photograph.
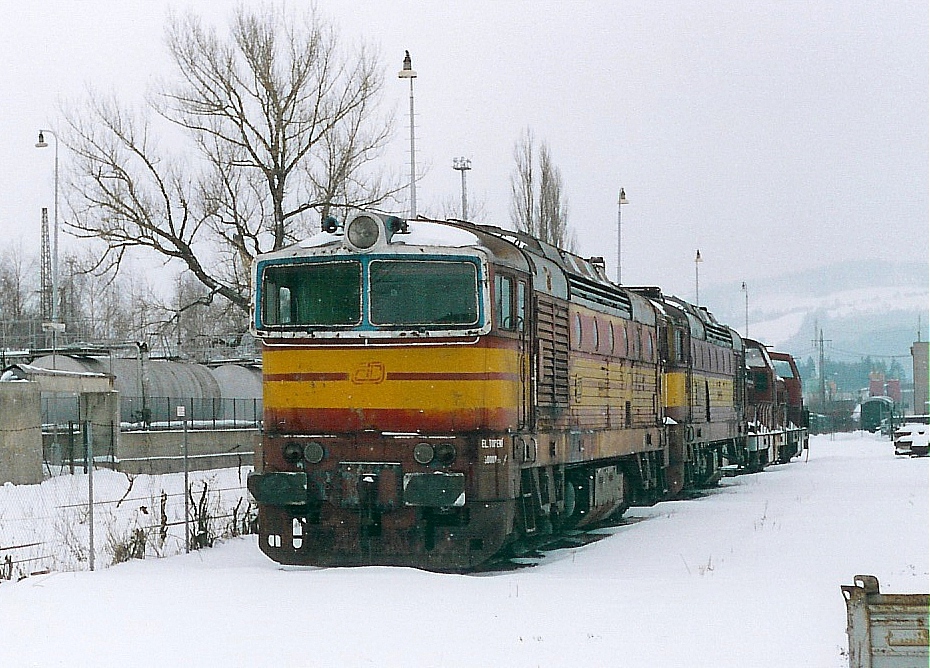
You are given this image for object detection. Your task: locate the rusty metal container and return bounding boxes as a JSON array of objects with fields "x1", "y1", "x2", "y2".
[{"x1": 841, "y1": 575, "x2": 929, "y2": 667}]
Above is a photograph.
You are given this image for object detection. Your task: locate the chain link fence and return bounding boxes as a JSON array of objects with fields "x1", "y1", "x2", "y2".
[{"x1": 0, "y1": 435, "x2": 256, "y2": 582}]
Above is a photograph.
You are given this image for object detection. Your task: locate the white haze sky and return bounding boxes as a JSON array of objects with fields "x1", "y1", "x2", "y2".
[{"x1": 1, "y1": 1, "x2": 926, "y2": 300}]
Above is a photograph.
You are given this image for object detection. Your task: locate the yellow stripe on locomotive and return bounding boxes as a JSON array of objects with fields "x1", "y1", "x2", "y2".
[{"x1": 263, "y1": 344, "x2": 521, "y2": 432}]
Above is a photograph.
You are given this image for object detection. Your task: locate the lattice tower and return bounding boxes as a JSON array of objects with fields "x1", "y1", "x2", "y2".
[{"x1": 40, "y1": 207, "x2": 52, "y2": 320}]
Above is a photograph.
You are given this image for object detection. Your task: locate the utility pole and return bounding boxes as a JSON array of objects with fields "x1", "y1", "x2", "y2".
[
  {"x1": 813, "y1": 327, "x2": 831, "y2": 412},
  {"x1": 819, "y1": 329, "x2": 826, "y2": 411}
]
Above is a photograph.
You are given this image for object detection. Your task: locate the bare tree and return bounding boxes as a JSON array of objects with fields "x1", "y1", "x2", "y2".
[
  {"x1": 0, "y1": 242, "x2": 34, "y2": 323},
  {"x1": 427, "y1": 194, "x2": 490, "y2": 223},
  {"x1": 509, "y1": 128, "x2": 574, "y2": 249},
  {"x1": 509, "y1": 128, "x2": 535, "y2": 236},
  {"x1": 0, "y1": 242, "x2": 39, "y2": 348},
  {"x1": 538, "y1": 143, "x2": 573, "y2": 250},
  {"x1": 62, "y1": 4, "x2": 401, "y2": 314}
]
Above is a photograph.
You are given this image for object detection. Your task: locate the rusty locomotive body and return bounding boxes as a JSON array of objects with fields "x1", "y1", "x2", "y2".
[{"x1": 247, "y1": 210, "x2": 807, "y2": 570}]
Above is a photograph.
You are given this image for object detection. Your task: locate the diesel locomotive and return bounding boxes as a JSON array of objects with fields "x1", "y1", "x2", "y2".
[{"x1": 247, "y1": 209, "x2": 808, "y2": 570}]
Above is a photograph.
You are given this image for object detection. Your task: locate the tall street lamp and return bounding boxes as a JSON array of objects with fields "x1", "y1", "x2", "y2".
[
  {"x1": 35, "y1": 130, "x2": 59, "y2": 324},
  {"x1": 616, "y1": 187, "x2": 628, "y2": 284},
  {"x1": 741, "y1": 281, "x2": 749, "y2": 337},
  {"x1": 694, "y1": 249, "x2": 702, "y2": 305},
  {"x1": 453, "y1": 157, "x2": 471, "y2": 219},
  {"x1": 398, "y1": 51, "x2": 417, "y2": 218}
]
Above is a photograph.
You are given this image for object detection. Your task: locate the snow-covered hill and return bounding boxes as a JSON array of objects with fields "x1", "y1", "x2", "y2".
[{"x1": 702, "y1": 260, "x2": 928, "y2": 372}]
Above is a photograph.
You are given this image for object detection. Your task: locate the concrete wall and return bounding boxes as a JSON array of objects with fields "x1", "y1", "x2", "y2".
[
  {"x1": 0, "y1": 382, "x2": 43, "y2": 485},
  {"x1": 117, "y1": 429, "x2": 259, "y2": 475}
]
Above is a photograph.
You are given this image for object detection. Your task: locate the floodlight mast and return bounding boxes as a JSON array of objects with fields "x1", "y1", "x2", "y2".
[
  {"x1": 453, "y1": 157, "x2": 471, "y2": 220},
  {"x1": 35, "y1": 130, "x2": 59, "y2": 324}
]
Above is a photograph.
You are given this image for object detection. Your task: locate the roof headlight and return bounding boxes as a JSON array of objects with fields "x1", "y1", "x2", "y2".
[{"x1": 345, "y1": 214, "x2": 381, "y2": 250}]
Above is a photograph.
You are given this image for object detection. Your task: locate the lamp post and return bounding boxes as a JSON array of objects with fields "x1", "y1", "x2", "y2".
[
  {"x1": 694, "y1": 249, "x2": 702, "y2": 305},
  {"x1": 398, "y1": 51, "x2": 418, "y2": 218},
  {"x1": 616, "y1": 187, "x2": 628, "y2": 284},
  {"x1": 35, "y1": 130, "x2": 59, "y2": 324},
  {"x1": 453, "y1": 157, "x2": 471, "y2": 219},
  {"x1": 741, "y1": 281, "x2": 749, "y2": 337}
]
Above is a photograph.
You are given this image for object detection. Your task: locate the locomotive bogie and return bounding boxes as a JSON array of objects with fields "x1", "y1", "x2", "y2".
[{"x1": 255, "y1": 498, "x2": 516, "y2": 570}]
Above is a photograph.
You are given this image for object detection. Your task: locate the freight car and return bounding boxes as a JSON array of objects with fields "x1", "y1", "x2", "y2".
[
  {"x1": 247, "y1": 210, "x2": 805, "y2": 570},
  {"x1": 860, "y1": 396, "x2": 894, "y2": 433}
]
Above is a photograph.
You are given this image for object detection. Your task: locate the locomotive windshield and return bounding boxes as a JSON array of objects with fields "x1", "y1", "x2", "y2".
[
  {"x1": 772, "y1": 359, "x2": 795, "y2": 379},
  {"x1": 261, "y1": 261, "x2": 361, "y2": 326},
  {"x1": 258, "y1": 256, "x2": 482, "y2": 332},
  {"x1": 370, "y1": 260, "x2": 479, "y2": 326}
]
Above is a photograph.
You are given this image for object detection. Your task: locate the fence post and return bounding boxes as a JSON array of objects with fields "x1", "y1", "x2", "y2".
[
  {"x1": 68, "y1": 420, "x2": 75, "y2": 475},
  {"x1": 178, "y1": 405, "x2": 190, "y2": 553},
  {"x1": 84, "y1": 420, "x2": 94, "y2": 571}
]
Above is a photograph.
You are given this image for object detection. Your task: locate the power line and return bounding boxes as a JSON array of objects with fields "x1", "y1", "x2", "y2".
[{"x1": 825, "y1": 347, "x2": 913, "y2": 360}]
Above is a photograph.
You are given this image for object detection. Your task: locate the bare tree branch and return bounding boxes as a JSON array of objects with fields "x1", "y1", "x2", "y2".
[{"x1": 62, "y1": 5, "x2": 400, "y2": 315}]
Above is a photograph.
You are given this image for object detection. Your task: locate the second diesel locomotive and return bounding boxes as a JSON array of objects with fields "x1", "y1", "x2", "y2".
[{"x1": 247, "y1": 209, "x2": 807, "y2": 570}]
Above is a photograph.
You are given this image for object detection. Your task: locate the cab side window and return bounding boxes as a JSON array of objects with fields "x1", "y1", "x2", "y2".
[
  {"x1": 495, "y1": 273, "x2": 526, "y2": 332},
  {"x1": 495, "y1": 274, "x2": 513, "y2": 330}
]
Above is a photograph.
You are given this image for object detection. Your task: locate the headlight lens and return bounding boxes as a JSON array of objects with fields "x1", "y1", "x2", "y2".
[
  {"x1": 303, "y1": 441, "x2": 325, "y2": 464},
  {"x1": 346, "y1": 215, "x2": 380, "y2": 249},
  {"x1": 413, "y1": 443, "x2": 435, "y2": 465},
  {"x1": 435, "y1": 443, "x2": 456, "y2": 466},
  {"x1": 282, "y1": 441, "x2": 303, "y2": 464}
]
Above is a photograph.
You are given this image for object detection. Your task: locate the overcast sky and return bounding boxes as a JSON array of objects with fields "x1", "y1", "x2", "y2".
[{"x1": 1, "y1": 1, "x2": 926, "y2": 300}]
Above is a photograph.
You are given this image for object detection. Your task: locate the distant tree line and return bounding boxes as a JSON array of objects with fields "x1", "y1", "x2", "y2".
[
  {"x1": 0, "y1": 243, "x2": 244, "y2": 358},
  {"x1": 798, "y1": 356, "x2": 909, "y2": 395}
]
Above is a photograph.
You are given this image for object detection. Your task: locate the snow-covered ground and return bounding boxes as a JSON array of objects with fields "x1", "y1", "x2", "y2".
[
  {"x1": 0, "y1": 467, "x2": 253, "y2": 576},
  {"x1": 0, "y1": 432, "x2": 926, "y2": 667}
]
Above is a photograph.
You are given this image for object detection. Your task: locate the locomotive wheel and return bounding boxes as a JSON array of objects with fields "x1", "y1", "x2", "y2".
[
  {"x1": 563, "y1": 478, "x2": 576, "y2": 518},
  {"x1": 551, "y1": 478, "x2": 578, "y2": 531}
]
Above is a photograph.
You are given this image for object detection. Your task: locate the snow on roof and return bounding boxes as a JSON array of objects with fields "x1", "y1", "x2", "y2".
[
  {"x1": 298, "y1": 220, "x2": 481, "y2": 250},
  {"x1": 1, "y1": 363, "x2": 110, "y2": 381},
  {"x1": 394, "y1": 221, "x2": 480, "y2": 248},
  {"x1": 298, "y1": 230, "x2": 342, "y2": 249}
]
